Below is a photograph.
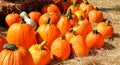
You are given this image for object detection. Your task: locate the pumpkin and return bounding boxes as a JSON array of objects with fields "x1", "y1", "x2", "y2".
[
  {"x1": 0, "y1": 44, "x2": 34, "y2": 65},
  {"x1": 65, "y1": 28, "x2": 75, "y2": 42},
  {"x1": 88, "y1": 7, "x2": 103, "y2": 23},
  {"x1": 0, "y1": 34, "x2": 8, "y2": 51},
  {"x1": 47, "y1": 4, "x2": 61, "y2": 17},
  {"x1": 74, "y1": 9, "x2": 87, "y2": 19},
  {"x1": 29, "y1": 11, "x2": 41, "y2": 26},
  {"x1": 78, "y1": 16, "x2": 92, "y2": 34},
  {"x1": 57, "y1": 15, "x2": 71, "y2": 35},
  {"x1": 96, "y1": 20, "x2": 114, "y2": 38},
  {"x1": 70, "y1": 34, "x2": 89, "y2": 57},
  {"x1": 39, "y1": 12, "x2": 59, "y2": 25},
  {"x1": 67, "y1": 0, "x2": 79, "y2": 14},
  {"x1": 79, "y1": 0, "x2": 94, "y2": 18},
  {"x1": 37, "y1": 18, "x2": 61, "y2": 48},
  {"x1": 51, "y1": 35, "x2": 70, "y2": 61},
  {"x1": 29, "y1": 41, "x2": 51, "y2": 65},
  {"x1": 66, "y1": 9, "x2": 79, "y2": 27},
  {"x1": 86, "y1": 30, "x2": 104, "y2": 49},
  {"x1": 72, "y1": 23, "x2": 88, "y2": 39},
  {"x1": 20, "y1": 11, "x2": 37, "y2": 29},
  {"x1": 7, "y1": 22, "x2": 36, "y2": 49},
  {"x1": 5, "y1": 13, "x2": 22, "y2": 27}
]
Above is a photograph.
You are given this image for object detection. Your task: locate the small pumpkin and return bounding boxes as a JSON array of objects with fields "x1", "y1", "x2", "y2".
[
  {"x1": 66, "y1": 9, "x2": 79, "y2": 27},
  {"x1": 78, "y1": 16, "x2": 92, "y2": 34},
  {"x1": 37, "y1": 18, "x2": 61, "y2": 48},
  {"x1": 7, "y1": 21, "x2": 36, "y2": 49},
  {"x1": 51, "y1": 35, "x2": 70, "y2": 61},
  {"x1": 5, "y1": 13, "x2": 22, "y2": 27},
  {"x1": 72, "y1": 23, "x2": 88, "y2": 39},
  {"x1": 74, "y1": 9, "x2": 87, "y2": 19},
  {"x1": 47, "y1": 4, "x2": 61, "y2": 17},
  {"x1": 29, "y1": 41, "x2": 51, "y2": 65},
  {"x1": 0, "y1": 44, "x2": 34, "y2": 65},
  {"x1": 86, "y1": 30, "x2": 104, "y2": 49},
  {"x1": 57, "y1": 15, "x2": 71, "y2": 35},
  {"x1": 79, "y1": 0, "x2": 94, "y2": 18},
  {"x1": 67, "y1": 0, "x2": 79, "y2": 14},
  {"x1": 70, "y1": 34, "x2": 89, "y2": 57},
  {"x1": 0, "y1": 34, "x2": 8, "y2": 51},
  {"x1": 39, "y1": 12, "x2": 59, "y2": 25},
  {"x1": 88, "y1": 7, "x2": 103, "y2": 23},
  {"x1": 29, "y1": 11, "x2": 41, "y2": 26},
  {"x1": 96, "y1": 20, "x2": 114, "y2": 38}
]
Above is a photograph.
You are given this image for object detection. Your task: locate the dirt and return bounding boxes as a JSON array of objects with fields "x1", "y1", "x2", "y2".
[{"x1": 0, "y1": 0, "x2": 120, "y2": 65}]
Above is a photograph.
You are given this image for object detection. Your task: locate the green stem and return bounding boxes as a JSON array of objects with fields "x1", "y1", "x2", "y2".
[
  {"x1": 4, "y1": 44, "x2": 18, "y2": 51},
  {"x1": 73, "y1": 0, "x2": 77, "y2": 6},
  {"x1": 106, "y1": 20, "x2": 111, "y2": 26},
  {"x1": 80, "y1": 16, "x2": 84, "y2": 20},
  {"x1": 93, "y1": 29, "x2": 98, "y2": 34},
  {"x1": 46, "y1": 18, "x2": 51, "y2": 24},
  {"x1": 39, "y1": 41, "x2": 47, "y2": 50}
]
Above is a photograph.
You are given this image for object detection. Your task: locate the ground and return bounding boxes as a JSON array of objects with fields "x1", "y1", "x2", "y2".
[{"x1": 0, "y1": 0, "x2": 120, "y2": 65}]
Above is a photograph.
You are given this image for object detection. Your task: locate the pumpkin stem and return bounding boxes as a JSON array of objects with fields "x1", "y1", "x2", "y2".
[
  {"x1": 67, "y1": 9, "x2": 73, "y2": 19},
  {"x1": 20, "y1": 20, "x2": 26, "y2": 24},
  {"x1": 95, "y1": 7, "x2": 99, "y2": 11},
  {"x1": 61, "y1": 35, "x2": 66, "y2": 40},
  {"x1": 46, "y1": 18, "x2": 51, "y2": 24},
  {"x1": 39, "y1": 41, "x2": 47, "y2": 50},
  {"x1": 4, "y1": 44, "x2": 18, "y2": 51},
  {"x1": 106, "y1": 20, "x2": 111, "y2": 26},
  {"x1": 69, "y1": 28, "x2": 73, "y2": 33},
  {"x1": 93, "y1": 29, "x2": 98, "y2": 34},
  {"x1": 73, "y1": 0, "x2": 77, "y2": 6},
  {"x1": 80, "y1": 16, "x2": 84, "y2": 20}
]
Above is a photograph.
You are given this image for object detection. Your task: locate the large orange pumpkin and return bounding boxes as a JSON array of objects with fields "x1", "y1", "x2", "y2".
[
  {"x1": 37, "y1": 18, "x2": 61, "y2": 48},
  {"x1": 0, "y1": 34, "x2": 8, "y2": 51},
  {"x1": 0, "y1": 44, "x2": 34, "y2": 65},
  {"x1": 51, "y1": 35, "x2": 70, "y2": 61},
  {"x1": 7, "y1": 22, "x2": 36, "y2": 49},
  {"x1": 29, "y1": 41, "x2": 51, "y2": 65},
  {"x1": 5, "y1": 13, "x2": 22, "y2": 27}
]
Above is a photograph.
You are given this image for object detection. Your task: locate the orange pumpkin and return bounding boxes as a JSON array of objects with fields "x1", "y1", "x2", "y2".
[
  {"x1": 67, "y1": 0, "x2": 79, "y2": 14},
  {"x1": 0, "y1": 44, "x2": 34, "y2": 65},
  {"x1": 70, "y1": 34, "x2": 89, "y2": 57},
  {"x1": 47, "y1": 4, "x2": 61, "y2": 17},
  {"x1": 39, "y1": 12, "x2": 59, "y2": 25},
  {"x1": 37, "y1": 18, "x2": 61, "y2": 48},
  {"x1": 57, "y1": 15, "x2": 71, "y2": 35},
  {"x1": 78, "y1": 16, "x2": 92, "y2": 34},
  {"x1": 88, "y1": 7, "x2": 103, "y2": 23},
  {"x1": 7, "y1": 22, "x2": 36, "y2": 49},
  {"x1": 79, "y1": 0, "x2": 94, "y2": 18},
  {"x1": 96, "y1": 20, "x2": 114, "y2": 38},
  {"x1": 86, "y1": 30, "x2": 104, "y2": 49},
  {"x1": 74, "y1": 9, "x2": 87, "y2": 19},
  {"x1": 5, "y1": 13, "x2": 22, "y2": 27},
  {"x1": 51, "y1": 35, "x2": 70, "y2": 61},
  {"x1": 29, "y1": 41, "x2": 51, "y2": 65},
  {"x1": 66, "y1": 9, "x2": 79, "y2": 27},
  {"x1": 29, "y1": 11, "x2": 41, "y2": 26},
  {"x1": 0, "y1": 34, "x2": 8, "y2": 51},
  {"x1": 72, "y1": 23, "x2": 88, "y2": 39}
]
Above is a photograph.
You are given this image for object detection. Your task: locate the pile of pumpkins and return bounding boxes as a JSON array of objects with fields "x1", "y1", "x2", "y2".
[{"x1": 0, "y1": 0, "x2": 114, "y2": 65}]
